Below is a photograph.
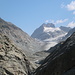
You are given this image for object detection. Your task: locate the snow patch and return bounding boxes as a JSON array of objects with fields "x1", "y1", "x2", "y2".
[
  {"x1": 44, "y1": 27, "x2": 61, "y2": 32},
  {"x1": 44, "y1": 33, "x2": 67, "y2": 42}
]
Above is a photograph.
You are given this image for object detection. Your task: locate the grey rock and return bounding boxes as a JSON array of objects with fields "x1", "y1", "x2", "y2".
[
  {"x1": 0, "y1": 34, "x2": 33, "y2": 75},
  {"x1": 0, "y1": 18, "x2": 46, "y2": 70}
]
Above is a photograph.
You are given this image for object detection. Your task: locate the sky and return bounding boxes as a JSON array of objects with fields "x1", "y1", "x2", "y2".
[{"x1": 0, "y1": 0, "x2": 75, "y2": 35}]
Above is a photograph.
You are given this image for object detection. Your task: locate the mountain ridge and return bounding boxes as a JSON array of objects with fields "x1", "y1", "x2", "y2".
[
  {"x1": 0, "y1": 18, "x2": 47, "y2": 70},
  {"x1": 0, "y1": 33, "x2": 34, "y2": 75},
  {"x1": 31, "y1": 23, "x2": 71, "y2": 50},
  {"x1": 0, "y1": 18, "x2": 45, "y2": 54}
]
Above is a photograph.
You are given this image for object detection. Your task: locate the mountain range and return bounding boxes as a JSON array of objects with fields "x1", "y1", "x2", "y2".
[
  {"x1": 31, "y1": 23, "x2": 71, "y2": 50},
  {"x1": 0, "y1": 18, "x2": 75, "y2": 75}
]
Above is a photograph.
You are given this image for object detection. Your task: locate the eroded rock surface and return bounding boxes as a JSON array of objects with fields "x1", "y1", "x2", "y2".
[{"x1": 0, "y1": 34, "x2": 33, "y2": 75}]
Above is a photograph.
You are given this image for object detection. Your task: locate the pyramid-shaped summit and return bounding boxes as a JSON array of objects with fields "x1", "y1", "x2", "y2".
[{"x1": 42, "y1": 23, "x2": 55, "y2": 28}]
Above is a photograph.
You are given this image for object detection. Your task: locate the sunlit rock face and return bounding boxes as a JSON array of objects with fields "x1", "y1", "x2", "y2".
[{"x1": 0, "y1": 34, "x2": 34, "y2": 75}]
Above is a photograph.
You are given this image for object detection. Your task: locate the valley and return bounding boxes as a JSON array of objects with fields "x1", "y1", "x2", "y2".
[{"x1": 0, "y1": 18, "x2": 75, "y2": 75}]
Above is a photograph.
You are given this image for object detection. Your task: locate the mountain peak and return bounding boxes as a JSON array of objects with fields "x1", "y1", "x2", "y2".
[{"x1": 42, "y1": 23, "x2": 55, "y2": 28}]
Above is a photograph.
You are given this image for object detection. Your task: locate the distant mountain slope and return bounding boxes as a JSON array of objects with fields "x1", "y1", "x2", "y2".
[
  {"x1": 34, "y1": 32, "x2": 75, "y2": 75},
  {"x1": 31, "y1": 23, "x2": 71, "y2": 50},
  {"x1": 62, "y1": 27, "x2": 75, "y2": 41},
  {"x1": 60, "y1": 26, "x2": 71, "y2": 32}
]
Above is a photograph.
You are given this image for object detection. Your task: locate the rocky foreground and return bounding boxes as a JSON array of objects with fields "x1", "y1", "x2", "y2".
[{"x1": 0, "y1": 34, "x2": 34, "y2": 75}]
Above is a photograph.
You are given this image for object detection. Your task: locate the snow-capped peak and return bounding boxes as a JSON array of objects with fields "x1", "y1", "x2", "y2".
[
  {"x1": 31, "y1": 23, "x2": 70, "y2": 49},
  {"x1": 31, "y1": 23, "x2": 71, "y2": 41},
  {"x1": 31, "y1": 23, "x2": 71, "y2": 50}
]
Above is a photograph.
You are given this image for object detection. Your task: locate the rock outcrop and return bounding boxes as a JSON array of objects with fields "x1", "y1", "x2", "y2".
[
  {"x1": 0, "y1": 34, "x2": 34, "y2": 75},
  {"x1": 34, "y1": 32, "x2": 75, "y2": 75}
]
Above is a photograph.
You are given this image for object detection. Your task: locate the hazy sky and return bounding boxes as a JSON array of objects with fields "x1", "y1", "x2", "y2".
[{"x1": 0, "y1": 0, "x2": 75, "y2": 35}]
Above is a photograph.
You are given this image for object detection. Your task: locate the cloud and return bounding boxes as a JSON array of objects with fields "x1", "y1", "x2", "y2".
[
  {"x1": 55, "y1": 19, "x2": 68, "y2": 24},
  {"x1": 45, "y1": 20, "x2": 49, "y2": 23},
  {"x1": 45, "y1": 19, "x2": 68, "y2": 25},
  {"x1": 73, "y1": 11, "x2": 75, "y2": 14},
  {"x1": 67, "y1": 21, "x2": 75, "y2": 28},
  {"x1": 62, "y1": 1, "x2": 75, "y2": 15},
  {"x1": 50, "y1": 19, "x2": 54, "y2": 23},
  {"x1": 45, "y1": 19, "x2": 54, "y2": 23},
  {"x1": 66, "y1": 1, "x2": 75, "y2": 11},
  {"x1": 61, "y1": 2, "x2": 65, "y2": 8}
]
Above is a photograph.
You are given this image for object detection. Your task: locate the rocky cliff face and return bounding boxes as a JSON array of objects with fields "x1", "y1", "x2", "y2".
[
  {"x1": 34, "y1": 32, "x2": 75, "y2": 75},
  {"x1": 0, "y1": 34, "x2": 34, "y2": 75}
]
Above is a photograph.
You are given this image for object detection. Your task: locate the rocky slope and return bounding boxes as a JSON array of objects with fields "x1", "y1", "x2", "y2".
[
  {"x1": 31, "y1": 23, "x2": 71, "y2": 50},
  {"x1": 0, "y1": 18, "x2": 48, "y2": 68},
  {"x1": 0, "y1": 34, "x2": 33, "y2": 75},
  {"x1": 0, "y1": 18, "x2": 45, "y2": 56},
  {"x1": 34, "y1": 32, "x2": 75, "y2": 75}
]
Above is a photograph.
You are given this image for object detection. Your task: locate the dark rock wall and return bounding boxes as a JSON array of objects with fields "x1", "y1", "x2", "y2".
[{"x1": 34, "y1": 33, "x2": 75, "y2": 75}]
